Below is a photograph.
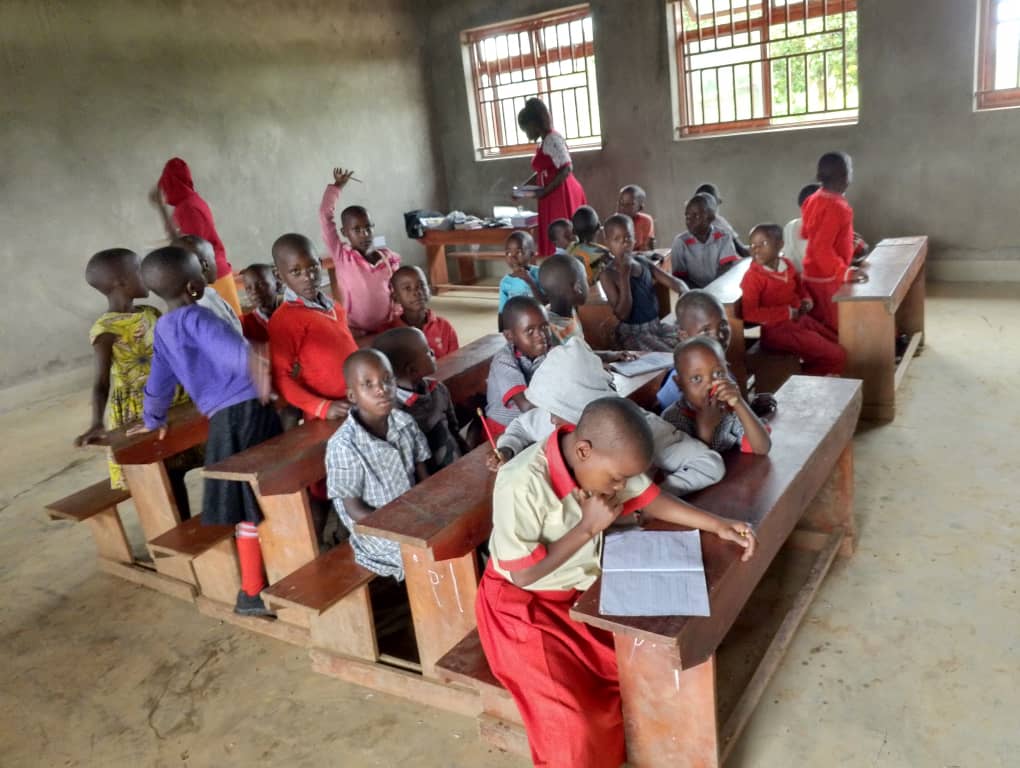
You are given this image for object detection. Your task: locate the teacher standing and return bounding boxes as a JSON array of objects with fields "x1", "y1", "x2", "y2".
[
  {"x1": 516, "y1": 98, "x2": 587, "y2": 257},
  {"x1": 151, "y1": 157, "x2": 242, "y2": 315}
]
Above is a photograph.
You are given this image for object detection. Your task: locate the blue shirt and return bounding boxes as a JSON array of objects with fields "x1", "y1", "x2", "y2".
[
  {"x1": 143, "y1": 304, "x2": 257, "y2": 428},
  {"x1": 498, "y1": 266, "x2": 542, "y2": 313}
]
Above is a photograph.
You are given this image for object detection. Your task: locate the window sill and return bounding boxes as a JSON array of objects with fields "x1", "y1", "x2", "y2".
[
  {"x1": 472, "y1": 144, "x2": 604, "y2": 162},
  {"x1": 673, "y1": 119, "x2": 858, "y2": 142}
]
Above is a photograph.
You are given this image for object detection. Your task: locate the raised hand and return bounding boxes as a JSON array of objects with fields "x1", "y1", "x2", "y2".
[{"x1": 333, "y1": 167, "x2": 355, "y2": 188}]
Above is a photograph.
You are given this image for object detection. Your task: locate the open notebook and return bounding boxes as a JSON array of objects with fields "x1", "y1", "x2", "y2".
[
  {"x1": 609, "y1": 352, "x2": 674, "y2": 378},
  {"x1": 599, "y1": 529, "x2": 710, "y2": 617}
]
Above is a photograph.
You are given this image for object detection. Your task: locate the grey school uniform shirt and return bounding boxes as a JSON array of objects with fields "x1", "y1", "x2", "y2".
[
  {"x1": 669, "y1": 223, "x2": 740, "y2": 288},
  {"x1": 484, "y1": 343, "x2": 546, "y2": 426}
]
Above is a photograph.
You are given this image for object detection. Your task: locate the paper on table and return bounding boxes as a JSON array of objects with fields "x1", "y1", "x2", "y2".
[
  {"x1": 599, "y1": 529, "x2": 710, "y2": 617},
  {"x1": 609, "y1": 352, "x2": 674, "y2": 377}
]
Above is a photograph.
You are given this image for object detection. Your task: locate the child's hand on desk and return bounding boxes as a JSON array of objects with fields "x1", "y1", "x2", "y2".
[
  {"x1": 332, "y1": 167, "x2": 355, "y2": 188},
  {"x1": 599, "y1": 351, "x2": 638, "y2": 364},
  {"x1": 485, "y1": 447, "x2": 514, "y2": 472},
  {"x1": 846, "y1": 266, "x2": 868, "y2": 284},
  {"x1": 74, "y1": 424, "x2": 107, "y2": 447},
  {"x1": 578, "y1": 492, "x2": 623, "y2": 537},
  {"x1": 126, "y1": 423, "x2": 168, "y2": 440},
  {"x1": 712, "y1": 519, "x2": 757, "y2": 562},
  {"x1": 325, "y1": 399, "x2": 351, "y2": 420}
]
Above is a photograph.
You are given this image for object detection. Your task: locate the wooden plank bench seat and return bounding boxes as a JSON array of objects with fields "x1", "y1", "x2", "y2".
[
  {"x1": 147, "y1": 517, "x2": 238, "y2": 604},
  {"x1": 46, "y1": 480, "x2": 134, "y2": 564}
]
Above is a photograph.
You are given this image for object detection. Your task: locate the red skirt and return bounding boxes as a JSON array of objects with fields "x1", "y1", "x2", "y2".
[
  {"x1": 475, "y1": 564, "x2": 625, "y2": 768},
  {"x1": 537, "y1": 174, "x2": 587, "y2": 257}
]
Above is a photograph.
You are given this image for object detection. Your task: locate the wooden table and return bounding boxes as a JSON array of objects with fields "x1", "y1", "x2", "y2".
[
  {"x1": 835, "y1": 236, "x2": 927, "y2": 421},
  {"x1": 420, "y1": 226, "x2": 538, "y2": 294},
  {"x1": 569, "y1": 376, "x2": 862, "y2": 767},
  {"x1": 703, "y1": 257, "x2": 752, "y2": 389}
]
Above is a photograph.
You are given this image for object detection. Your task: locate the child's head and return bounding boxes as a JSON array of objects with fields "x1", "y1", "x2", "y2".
[
  {"x1": 748, "y1": 224, "x2": 784, "y2": 269},
  {"x1": 694, "y1": 183, "x2": 722, "y2": 207},
  {"x1": 504, "y1": 231, "x2": 536, "y2": 272},
  {"x1": 816, "y1": 151, "x2": 852, "y2": 193},
  {"x1": 500, "y1": 296, "x2": 550, "y2": 360},
  {"x1": 571, "y1": 205, "x2": 601, "y2": 244},
  {"x1": 372, "y1": 326, "x2": 436, "y2": 386},
  {"x1": 343, "y1": 349, "x2": 396, "y2": 421},
  {"x1": 390, "y1": 265, "x2": 431, "y2": 317},
  {"x1": 340, "y1": 205, "x2": 375, "y2": 256},
  {"x1": 240, "y1": 263, "x2": 279, "y2": 313},
  {"x1": 85, "y1": 248, "x2": 147, "y2": 300},
  {"x1": 569, "y1": 397, "x2": 655, "y2": 496},
  {"x1": 602, "y1": 214, "x2": 635, "y2": 259},
  {"x1": 684, "y1": 193, "x2": 717, "y2": 238},
  {"x1": 673, "y1": 336, "x2": 730, "y2": 411},
  {"x1": 538, "y1": 253, "x2": 588, "y2": 312},
  {"x1": 517, "y1": 97, "x2": 552, "y2": 142},
  {"x1": 548, "y1": 218, "x2": 575, "y2": 251},
  {"x1": 675, "y1": 290, "x2": 731, "y2": 350},
  {"x1": 797, "y1": 182, "x2": 821, "y2": 208},
  {"x1": 272, "y1": 233, "x2": 321, "y2": 303},
  {"x1": 141, "y1": 246, "x2": 205, "y2": 303},
  {"x1": 617, "y1": 184, "x2": 647, "y2": 218},
  {"x1": 174, "y1": 234, "x2": 216, "y2": 285}
]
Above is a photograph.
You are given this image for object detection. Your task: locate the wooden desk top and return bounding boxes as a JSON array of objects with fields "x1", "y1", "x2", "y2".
[
  {"x1": 703, "y1": 257, "x2": 751, "y2": 309},
  {"x1": 834, "y1": 236, "x2": 928, "y2": 310},
  {"x1": 570, "y1": 375, "x2": 862, "y2": 667},
  {"x1": 108, "y1": 403, "x2": 208, "y2": 466},
  {"x1": 418, "y1": 226, "x2": 537, "y2": 247}
]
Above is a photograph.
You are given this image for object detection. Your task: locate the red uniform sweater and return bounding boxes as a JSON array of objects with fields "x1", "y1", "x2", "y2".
[
  {"x1": 386, "y1": 309, "x2": 460, "y2": 360},
  {"x1": 801, "y1": 189, "x2": 854, "y2": 280},
  {"x1": 268, "y1": 299, "x2": 358, "y2": 419},
  {"x1": 740, "y1": 258, "x2": 806, "y2": 326}
]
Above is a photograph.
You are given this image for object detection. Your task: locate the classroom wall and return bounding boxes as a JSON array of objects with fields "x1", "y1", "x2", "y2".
[
  {"x1": 0, "y1": 0, "x2": 442, "y2": 389},
  {"x1": 424, "y1": 0, "x2": 1020, "y2": 278}
]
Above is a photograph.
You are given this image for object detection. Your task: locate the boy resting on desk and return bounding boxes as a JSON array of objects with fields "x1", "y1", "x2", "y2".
[{"x1": 484, "y1": 296, "x2": 551, "y2": 435}]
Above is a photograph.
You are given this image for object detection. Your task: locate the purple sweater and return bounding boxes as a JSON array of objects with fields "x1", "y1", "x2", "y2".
[{"x1": 143, "y1": 304, "x2": 256, "y2": 428}]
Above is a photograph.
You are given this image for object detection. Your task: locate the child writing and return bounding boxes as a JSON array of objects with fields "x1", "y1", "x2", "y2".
[
  {"x1": 663, "y1": 337, "x2": 772, "y2": 454},
  {"x1": 176, "y1": 234, "x2": 242, "y2": 334},
  {"x1": 132, "y1": 246, "x2": 280, "y2": 616},
  {"x1": 800, "y1": 151, "x2": 867, "y2": 332},
  {"x1": 488, "y1": 337, "x2": 726, "y2": 497},
  {"x1": 268, "y1": 233, "x2": 360, "y2": 421},
  {"x1": 568, "y1": 205, "x2": 610, "y2": 284},
  {"x1": 499, "y1": 231, "x2": 543, "y2": 313},
  {"x1": 617, "y1": 184, "x2": 656, "y2": 250},
  {"x1": 477, "y1": 396, "x2": 756, "y2": 768},
  {"x1": 325, "y1": 349, "x2": 431, "y2": 580},
  {"x1": 320, "y1": 166, "x2": 401, "y2": 334},
  {"x1": 73, "y1": 249, "x2": 197, "y2": 518},
  {"x1": 694, "y1": 183, "x2": 749, "y2": 258},
  {"x1": 741, "y1": 224, "x2": 846, "y2": 377},
  {"x1": 485, "y1": 296, "x2": 551, "y2": 434},
  {"x1": 239, "y1": 263, "x2": 280, "y2": 344},
  {"x1": 599, "y1": 214, "x2": 687, "y2": 352},
  {"x1": 548, "y1": 218, "x2": 575, "y2": 255},
  {"x1": 670, "y1": 193, "x2": 740, "y2": 288},
  {"x1": 373, "y1": 327, "x2": 467, "y2": 473},
  {"x1": 387, "y1": 265, "x2": 459, "y2": 359}
]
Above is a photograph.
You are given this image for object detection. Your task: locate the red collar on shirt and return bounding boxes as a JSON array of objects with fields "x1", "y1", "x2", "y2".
[
  {"x1": 545, "y1": 425, "x2": 580, "y2": 500},
  {"x1": 400, "y1": 378, "x2": 438, "y2": 406},
  {"x1": 398, "y1": 309, "x2": 434, "y2": 328}
]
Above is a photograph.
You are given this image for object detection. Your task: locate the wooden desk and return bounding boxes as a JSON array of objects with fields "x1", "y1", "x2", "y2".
[
  {"x1": 703, "y1": 258, "x2": 752, "y2": 389},
  {"x1": 420, "y1": 227, "x2": 538, "y2": 294},
  {"x1": 835, "y1": 236, "x2": 927, "y2": 421},
  {"x1": 569, "y1": 376, "x2": 862, "y2": 767}
]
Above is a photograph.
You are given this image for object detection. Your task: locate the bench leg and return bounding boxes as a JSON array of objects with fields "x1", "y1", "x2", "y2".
[
  {"x1": 83, "y1": 505, "x2": 134, "y2": 564},
  {"x1": 615, "y1": 638, "x2": 719, "y2": 768},
  {"x1": 121, "y1": 462, "x2": 182, "y2": 544},
  {"x1": 255, "y1": 489, "x2": 319, "y2": 584},
  {"x1": 310, "y1": 584, "x2": 379, "y2": 662},
  {"x1": 401, "y1": 544, "x2": 479, "y2": 677},
  {"x1": 838, "y1": 302, "x2": 896, "y2": 421},
  {"x1": 192, "y1": 537, "x2": 242, "y2": 604},
  {"x1": 456, "y1": 253, "x2": 479, "y2": 286},
  {"x1": 896, "y1": 263, "x2": 926, "y2": 349},
  {"x1": 793, "y1": 442, "x2": 856, "y2": 557},
  {"x1": 427, "y1": 244, "x2": 448, "y2": 292}
]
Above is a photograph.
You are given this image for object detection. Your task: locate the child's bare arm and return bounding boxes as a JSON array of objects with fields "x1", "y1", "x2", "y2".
[
  {"x1": 150, "y1": 186, "x2": 179, "y2": 240},
  {"x1": 650, "y1": 262, "x2": 688, "y2": 295},
  {"x1": 75, "y1": 334, "x2": 115, "y2": 446},
  {"x1": 712, "y1": 380, "x2": 771, "y2": 454},
  {"x1": 539, "y1": 166, "x2": 572, "y2": 198},
  {"x1": 342, "y1": 496, "x2": 375, "y2": 523},
  {"x1": 415, "y1": 462, "x2": 429, "y2": 483},
  {"x1": 642, "y1": 493, "x2": 756, "y2": 561},
  {"x1": 508, "y1": 392, "x2": 536, "y2": 414}
]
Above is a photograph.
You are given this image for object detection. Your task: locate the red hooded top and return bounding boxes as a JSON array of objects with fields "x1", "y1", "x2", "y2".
[
  {"x1": 800, "y1": 188, "x2": 854, "y2": 281},
  {"x1": 158, "y1": 158, "x2": 231, "y2": 279}
]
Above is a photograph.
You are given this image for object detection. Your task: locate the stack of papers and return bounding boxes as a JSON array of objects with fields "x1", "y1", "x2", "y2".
[{"x1": 599, "y1": 529, "x2": 710, "y2": 617}]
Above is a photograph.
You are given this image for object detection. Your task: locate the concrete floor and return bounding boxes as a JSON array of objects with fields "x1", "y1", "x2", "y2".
[{"x1": 1, "y1": 283, "x2": 1017, "y2": 767}]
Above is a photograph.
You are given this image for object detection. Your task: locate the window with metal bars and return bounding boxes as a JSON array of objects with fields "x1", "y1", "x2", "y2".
[
  {"x1": 977, "y1": 0, "x2": 1020, "y2": 109},
  {"x1": 461, "y1": 5, "x2": 602, "y2": 159},
  {"x1": 669, "y1": 0, "x2": 859, "y2": 136}
]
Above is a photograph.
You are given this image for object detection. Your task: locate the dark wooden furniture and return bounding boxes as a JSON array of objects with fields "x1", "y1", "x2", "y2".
[{"x1": 419, "y1": 226, "x2": 538, "y2": 294}]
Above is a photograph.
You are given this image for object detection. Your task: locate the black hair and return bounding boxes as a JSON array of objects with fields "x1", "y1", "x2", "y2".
[
  {"x1": 817, "y1": 152, "x2": 851, "y2": 185},
  {"x1": 271, "y1": 233, "x2": 316, "y2": 265},
  {"x1": 675, "y1": 289, "x2": 725, "y2": 325},
  {"x1": 673, "y1": 335, "x2": 728, "y2": 371},
  {"x1": 619, "y1": 184, "x2": 646, "y2": 202},
  {"x1": 603, "y1": 213, "x2": 635, "y2": 238},
  {"x1": 797, "y1": 183, "x2": 822, "y2": 207},
  {"x1": 340, "y1": 205, "x2": 370, "y2": 229},
  {"x1": 576, "y1": 397, "x2": 655, "y2": 463},
  {"x1": 517, "y1": 97, "x2": 552, "y2": 133},
  {"x1": 240, "y1": 262, "x2": 275, "y2": 280},
  {"x1": 372, "y1": 327, "x2": 427, "y2": 376},
  {"x1": 687, "y1": 192, "x2": 718, "y2": 215},
  {"x1": 390, "y1": 264, "x2": 428, "y2": 290},
  {"x1": 85, "y1": 248, "x2": 138, "y2": 293},
  {"x1": 342, "y1": 348, "x2": 392, "y2": 386},
  {"x1": 547, "y1": 218, "x2": 573, "y2": 241},
  {"x1": 694, "y1": 183, "x2": 721, "y2": 205},
  {"x1": 506, "y1": 230, "x2": 536, "y2": 254},
  {"x1": 538, "y1": 253, "x2": 586, "y2": 296},
  {"x1": 141, "y1": 246, "x2": 202, "y2": 301},
  {"x1": 571, "y1": 205, "x2": 601, "y2": 241},
  {"x1": 499, "y1": 295, "x2": 545, "y2": 333},
  {"x1": 749, "y1": 223, "x2": 784, "y2": 243}
]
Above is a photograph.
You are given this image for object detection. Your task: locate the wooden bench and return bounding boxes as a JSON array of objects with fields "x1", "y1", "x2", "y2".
[
  {"x1": 148, "y1": 516, "x2": 238, "y2": 604},
  {"x1": 46, "y1": 481, "x2": 139, "y2": 576},
  {"x1": 835, "y1": 236, "x2": 927, "y2": 421},
  {"x1": 435, "y1": 376, "x2": 862, "y2": 765},
  {"x1": 419, "y1": 226, "x2": 538, "y2": 294}
]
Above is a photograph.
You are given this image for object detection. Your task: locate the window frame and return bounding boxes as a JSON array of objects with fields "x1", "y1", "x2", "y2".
[
  {"x1": 668, "y1": 0, "x2": 859, "y2": 138},
  {"x1": 976, "y1": 0, "x2": 1020, "y2": 110},
  {"x1": 460, "y1": 4, "x2": 602, "y2": 160}
]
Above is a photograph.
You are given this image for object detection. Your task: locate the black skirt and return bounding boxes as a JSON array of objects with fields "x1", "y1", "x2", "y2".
[{"x1": 201, "y1": 399, "x2": 282, "y2": 526}]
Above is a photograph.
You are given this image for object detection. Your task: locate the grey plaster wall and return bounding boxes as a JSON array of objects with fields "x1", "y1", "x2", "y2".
[
  {"x1": 0, "y1": 0, "x2": 441, "y2": 388},
  {"x1": 424, "y1": 0, "x2": 1020, "y2": 267}
]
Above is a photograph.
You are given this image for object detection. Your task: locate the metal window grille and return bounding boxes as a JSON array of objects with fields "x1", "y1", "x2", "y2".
[
  {"x1": 977, "y1": 0, "x2": 1020, "y2": 109},
  {"x1": 672, "y1": 0, "x2": 859, "y2": 136},
  {"x1": 462, "y1": 5, "x2": 602, "y2": 159}
]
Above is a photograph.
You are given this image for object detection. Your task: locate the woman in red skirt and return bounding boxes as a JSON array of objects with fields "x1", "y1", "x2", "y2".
[{"x1": 516, "y1": 98, "x2": 588, "y2": 257}]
